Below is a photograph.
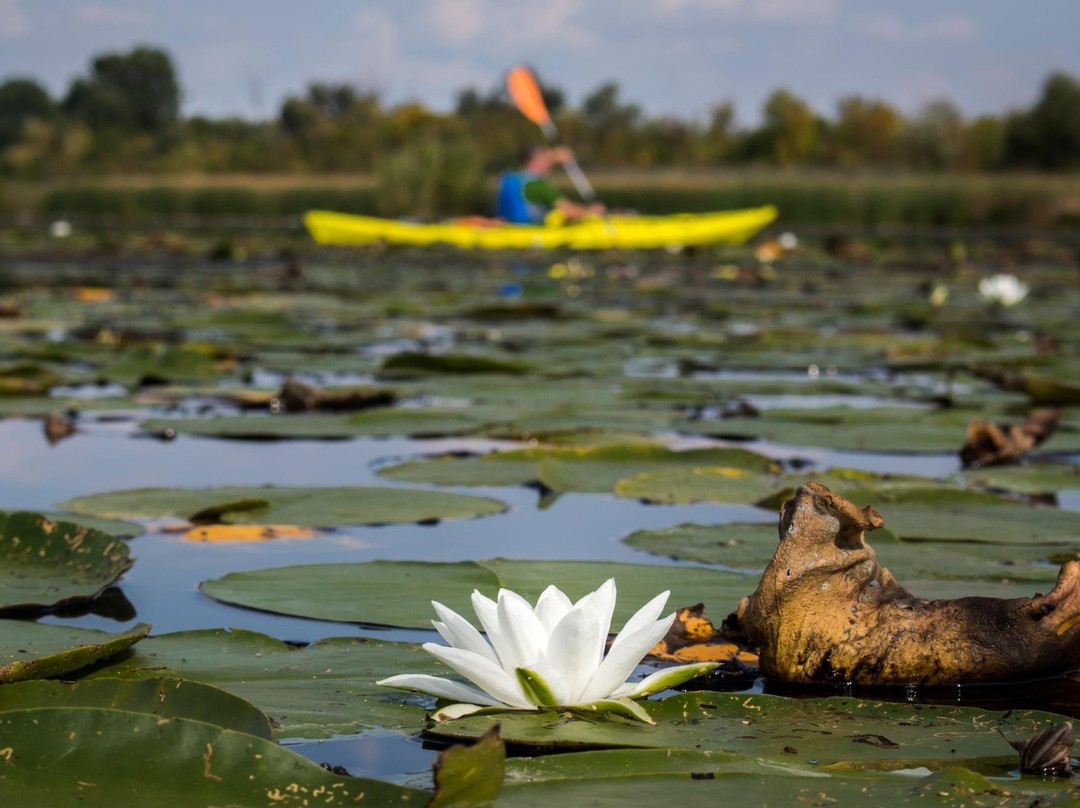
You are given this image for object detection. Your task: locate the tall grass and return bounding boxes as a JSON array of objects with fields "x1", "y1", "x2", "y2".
[{"x1": 4, "y1": 170, "x2": 1077, "y2": 228}]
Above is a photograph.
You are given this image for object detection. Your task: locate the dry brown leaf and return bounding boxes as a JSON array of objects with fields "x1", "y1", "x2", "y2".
[{"x1": 649, "y1": 602, "x2": 759, "y2": 668}]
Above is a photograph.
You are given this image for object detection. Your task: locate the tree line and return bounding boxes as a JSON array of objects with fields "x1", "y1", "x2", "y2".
[{"x1": 1, "y1": 46, "x2": 1079, "y2": 181}]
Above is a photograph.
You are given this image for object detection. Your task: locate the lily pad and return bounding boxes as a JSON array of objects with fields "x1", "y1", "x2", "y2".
[
  {"x1": 58, "y1": 485, "x2": 507, "y2": 526},
  {"x1": 614, "y1": 467, "x2": 782, "y2": 504},
  {"x1": 200, "y1": 559, "x2": 754, "y2": 629},
  {"x1": 379, "y1": 444, "x2": 779, "y2": 494},
  {"x1": 84, "y1": 629, "x2": 444, "y2": 739},
  {"x1": 498, "y1": 759, "x2": 1076, "y2": 806},
  {"x1": 0, "y1": 621, "x2": 151, "y2": 683},
  {"x1": 623, "y1": 522, "x2": 1067, "y2": 586},
  {"x1": 883, "y1": 503, "x2": 1080, "y2": 545},
  {"x1": 38, "y1": 512, "x2": 144, "y2": 539},
  {"x1": 0, "y1": 512, "x2": 133, "y2": 610},
  {"x1": 429, "y1": 690, "x2": 1063, "y2": 768},
  {"x1": 141, "y1": 407, "x2": 493, "y2": 440},
  {"x1": 0, "y1": 677, "x2": 273, "y2": 739},
  {"x1": 0, "y1": 707, "x2": 426, "y2": 806},
  {"x1": 963, "y1": 463, "x2": 1080, "y2": 495},
  {"x1": 381, "y1": 351, "x2": 529, "y2": 376}
]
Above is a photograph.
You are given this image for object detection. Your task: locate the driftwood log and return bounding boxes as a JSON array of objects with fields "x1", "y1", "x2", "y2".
[{"x1": 735, "y1": 481, "x2": 1080, "y2": 684}]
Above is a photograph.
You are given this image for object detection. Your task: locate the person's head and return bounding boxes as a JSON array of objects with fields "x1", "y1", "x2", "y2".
[{"x1": 520, "y1": 145, "x2": 564, "y2": 175}]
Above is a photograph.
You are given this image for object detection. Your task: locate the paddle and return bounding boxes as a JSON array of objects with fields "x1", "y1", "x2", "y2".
[{"x1": 507, "y1": 65, "x2": 598, "y2": 204}]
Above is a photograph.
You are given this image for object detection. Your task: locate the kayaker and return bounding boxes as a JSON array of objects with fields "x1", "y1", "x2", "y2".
[{"x1": 496, "y1": 146, "x2": 606, "y2": 225}]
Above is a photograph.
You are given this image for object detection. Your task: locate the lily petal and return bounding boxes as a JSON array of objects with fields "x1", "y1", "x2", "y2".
[
  {"x1": 610, "y1": 590, "x2": 669, "y2": 652},
  {"x1": 422, "y1": 642, "x2": 529, "y2": 707},
  {"x1": 545, "y1": 606, "x2": 603, "y2": 704},
  {"x1": 622, "y1": 662, "x2": 720, "y2": 698},
  {"x1": 471, "y1": 590, "x2": 512, "y2": 669},
  {"x1": 431, "y1": 702, "x2": 487, "y2": 722},
  {"x1": 375, "y1": 674, "x2": 502, "y2": 707},
  {"x1": 534, "y1": 585, "x2": 572, "y2": 634},
  {"x1": 495, "y1": 588, "x2": 548, "y2": 671},
  {"x1": 516, "y1": 667, "x2": 560, "y2": 707},
  {"x1": 577, "y1": 579, "x2": 616, "y2": 671},
  {"x1": 432, "y1": 600, "x2": 498, "y2": 665},
  {"x1": 578, "y1": 614, "x2": 675, "y2": 703},
  {"x1": 572, "y1": 697, "x2": 655, "y2": 725}
]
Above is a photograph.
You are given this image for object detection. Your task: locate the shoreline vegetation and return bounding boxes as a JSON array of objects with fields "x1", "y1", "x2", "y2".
[
  {"x1": 3, "y1": 171, "x2": 1078, "y2": 229},
  {"x1": 1, "y1": 47, "x2": 1080, "y2": 227}
]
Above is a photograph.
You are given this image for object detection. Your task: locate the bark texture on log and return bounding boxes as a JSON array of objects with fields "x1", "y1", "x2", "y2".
[{"x1": 736, "y1": 481, "x2": 1080, "y2": 684}]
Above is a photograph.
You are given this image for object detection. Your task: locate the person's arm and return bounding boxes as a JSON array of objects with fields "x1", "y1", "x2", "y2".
[{"x1": 524, "y1": 177, "x2": 605, "y2": 222}]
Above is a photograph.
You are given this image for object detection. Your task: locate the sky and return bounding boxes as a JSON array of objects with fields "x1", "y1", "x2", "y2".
[{"x1": 1, "y1": 0, "x2": 1078, "y2": 124}]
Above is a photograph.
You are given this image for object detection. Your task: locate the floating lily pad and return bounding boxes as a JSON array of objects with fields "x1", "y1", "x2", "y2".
[
  {"x1": 141, "y1": 407, "x2": 493, "y2": 440},
  {"x1": 963, "y1": 463, "x2": 1080, "y2": 495},
  {"x1": 0, "y1": 621, "x2": 151, "y2": 683},
  {"x1": 84, "y1": 629, "x2": 444, "y2": 739},
  {"x1": 59, "y1": 486, "x2": 506, "y2": 527},
  {"x1": 0, "y1": 677, "x2": 273, "y2": 739},
  {"x1": 499, "y1": 759, "x2": 1075, "y2": 806},
  {"x1": 623, "y1": 522, "x2": 1066, "y2": 587},
  {"x1": 0, "y1": 707, "x2": 425, "y2": 806},
  {"x1": 98, "y1": 343, "x2": 230, "y2": 386},
  {"x1": 379, "y1": 444, "x2": 778, "y2": 494},
  {"x1": 883, "y1": 503, "x2": 1080, "y2": 545},
  {"x1": 614, "y1": 467, "x2": 782, "y2": 504},
  {"x1": 381, "y1": 351, "x2": 529, "y2": 376},
  {"x1": 0, "y1": 512, "x2": 133, "y2": 610},
  {"x1": 201, "y1": 559, "x2": 754, "y2": 629},
  {"x1": 429, "y1": 690, "x2": 1062, "y2": 768},
  {"x1": 38, "y1": 512, "x2": 144, "y2": 539}
]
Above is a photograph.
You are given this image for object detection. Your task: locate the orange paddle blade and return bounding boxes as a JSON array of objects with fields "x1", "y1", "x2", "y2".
[{"x1": 507, "y1": 66, "x2": 550, "y2": 127}]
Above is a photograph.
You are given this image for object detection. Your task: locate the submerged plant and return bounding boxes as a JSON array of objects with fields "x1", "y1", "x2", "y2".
[{"x1": 377, "y1": 580, "x2": 717, "y2": 723}]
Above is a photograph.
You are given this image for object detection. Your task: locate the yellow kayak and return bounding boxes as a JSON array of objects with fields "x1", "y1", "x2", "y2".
[{"x1": 304, "y1": 206, "x2": 777, "y2": 250}]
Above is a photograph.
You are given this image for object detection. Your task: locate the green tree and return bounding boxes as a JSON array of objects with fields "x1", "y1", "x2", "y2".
[
  {"x1": 1007, "y1": 71, "x2": 1080, "y2": 169},
  {"x1": 0, "y1": 78, "x2": 55, "y2": 150},
  {"x1": 902, "y1": 99, "x2": 966, "y2": 170},
  {"x1": 757, "y1": 89, "x2": 819, "y2": 165},
  {"x1": 830, "y1": 96, "x2": 900, "y2": 167},
  {"x1": 63, "y1": 46, "x2": 180, "y2": 134}
]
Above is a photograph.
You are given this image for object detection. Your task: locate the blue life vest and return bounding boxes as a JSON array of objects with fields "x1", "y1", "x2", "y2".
[{"x1": 496, "y1": 171, "x2": 545, "y2": 224}]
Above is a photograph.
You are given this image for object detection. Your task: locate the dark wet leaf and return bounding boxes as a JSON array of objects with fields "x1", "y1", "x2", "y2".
[{"x1": 0, "y1": 621, "x2": 150, "y2": 684}]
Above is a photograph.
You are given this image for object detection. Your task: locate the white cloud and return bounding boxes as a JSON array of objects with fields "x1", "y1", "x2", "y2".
[
  {"x1": 856, "y1": 13, "x2": 976, "y2": 42},
  {"x1": 75, "y1": 3, "x2": 150, "y2": 25},
  {"x1": 0, "y1": 0, "x2": 31, "y2": 39},
  {"x1": 488, "y1": 0, "x2": 592, "y2": 48},
  {"x1": 426, "y1": 0, "x2": 484, "y2": 45}
]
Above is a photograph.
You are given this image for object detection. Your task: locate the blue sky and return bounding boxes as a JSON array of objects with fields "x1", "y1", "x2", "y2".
[{"x1": 1, "y1": 1, "x2": 1078, "y2": 123}]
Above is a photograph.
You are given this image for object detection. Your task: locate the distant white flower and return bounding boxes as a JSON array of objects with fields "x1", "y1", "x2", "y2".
[
  {"x1": 978, "y1": 274, "x2": 1028, "y2": 307},
  {"x1": 49, "y1": 220, "x2": 72, "y2": 239},
  {"x1": 778, "y1": 231, "x2": 799, "y2": 251},
  {"x1": 378, "y1": 580, "x2": 717, "y2": 723}
]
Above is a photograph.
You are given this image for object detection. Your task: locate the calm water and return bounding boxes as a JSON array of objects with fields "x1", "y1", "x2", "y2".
[{"x1": 4, "y1": 409, "x2": 1078, "y2": 778}]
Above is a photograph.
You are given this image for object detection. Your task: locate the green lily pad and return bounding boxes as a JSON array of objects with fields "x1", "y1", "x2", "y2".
[
  {"x1": 37, "y1": 512, "x2": 144, "y2": 538},
  {"x1": 429, "y1": 690, "x2": 1062, "y2": 768},
  {"x1": 623, "y1": 522, "x2": 1066, "y2": 586},
  {"x1": 0, "y1": 512, "x2": 133, "y2": 610},
  {"x1": 141, "y1": 407, "x2": 495, "y2": 439},
  {"x1": 201, "y1": 559, "x2": 754, "y2": 629},
  {"x1": 0, "y1": 707, "x2": 426, "y2": 806},
  {"x1": 963, "y1": 463, "x2": 1080, "y2": 495},
  {"x1": 0, "y1": 677, "x2": 273, "y2": 739},
  {"x1": 430, "y1": 726, "x2": 505, "y2": 808},
  {"x1": 614, "y1": 467, "x2": 783, "y2": 504},
  {"x1": 381, "y1": 351, "x2": 529, "y2": 376},
  {"x1": 379, "y1": 444, "x2": 779, "y2": 494},
  {"x1": 98, "y1": 343, "x2": 229, "y2": 386},
  {"x1": 498, "y1": 761, "x2": 1076, "y2": 807},
  {"x1": 84, "y1": 629, "x2": 444, "y2": 739},
  {"x1": 883, "y1": 503, "x2": 1080, "y2": 544},
  {"x1": 58, "y1": 486, "x2": 506, "y2": 526},
  {"x1": 0, "y1": 621, "x2": 151, "y2": 683}
]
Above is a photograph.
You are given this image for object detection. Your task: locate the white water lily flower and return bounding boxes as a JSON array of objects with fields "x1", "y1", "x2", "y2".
[
  {"x1": 377, "y1": 580, "x2": 718, "y2": 723},
  {"x1": 978, "y1": 274, "x2": 1029, "y2": 307}
]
